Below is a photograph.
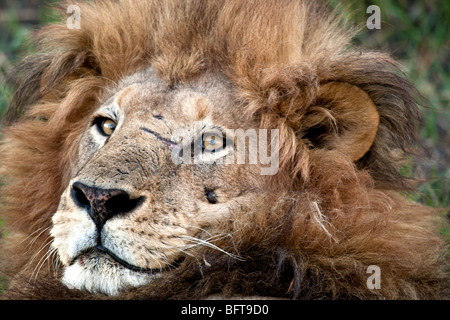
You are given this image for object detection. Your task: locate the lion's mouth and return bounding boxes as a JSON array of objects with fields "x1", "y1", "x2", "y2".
[{"x1": 71, "y1": 245, "x2": 183, "y2": 274}]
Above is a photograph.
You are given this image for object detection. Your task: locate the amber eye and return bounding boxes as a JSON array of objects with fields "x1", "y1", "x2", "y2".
[
  {"x1": 96, "y1": 118, "x2": 117, "y2": 136},
  {"x1": 202, "y1": 133, "x2": 224, "y2": 152}
]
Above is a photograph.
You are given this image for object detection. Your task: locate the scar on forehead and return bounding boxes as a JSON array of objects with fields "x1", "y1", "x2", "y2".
[{"x1": 140, "y1": 127, "x2": 179, "y2": 150}]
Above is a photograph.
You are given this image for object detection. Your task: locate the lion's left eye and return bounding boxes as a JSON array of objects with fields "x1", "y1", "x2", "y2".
[{"x1": 95, "y1": 118, "x2": 117, "y2": 136}]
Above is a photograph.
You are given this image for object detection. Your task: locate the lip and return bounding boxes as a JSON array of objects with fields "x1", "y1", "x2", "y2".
[{"x1": 72, "y1": 245, "x2": 182, "y2": 274}]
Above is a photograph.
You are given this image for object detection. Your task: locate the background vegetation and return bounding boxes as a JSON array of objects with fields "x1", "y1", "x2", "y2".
[
  {"x1": 329, "y1": 0, "x2": 450, "y2": 256},
  {"x1": 331, "y1": 0, "x2": 449, "y2": 208},
  {"x1": 0, "y1": 0, "x2": 449, "y2": 292}
]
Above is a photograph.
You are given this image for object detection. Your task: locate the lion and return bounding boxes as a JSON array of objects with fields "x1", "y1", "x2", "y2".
[{"x1": 0, "y1": 0, "x2": 447, "y2": 299}]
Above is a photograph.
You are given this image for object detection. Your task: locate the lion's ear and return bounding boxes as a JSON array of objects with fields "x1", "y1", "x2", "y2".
[{"x1": 301, "y1": 82, "x2": 379, "y2": 161}]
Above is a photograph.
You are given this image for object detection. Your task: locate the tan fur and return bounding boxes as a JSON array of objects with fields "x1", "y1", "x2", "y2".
[
  {"x1": 316, "y1": 82, "x2": 380, "y2": 161},
  {"x1": 0, "y1": 0, "x2": 447, "y2": 299}
]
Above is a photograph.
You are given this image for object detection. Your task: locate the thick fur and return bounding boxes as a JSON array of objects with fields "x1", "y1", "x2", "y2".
[{"x1": 0, "y1": 0, "x2": 447, "y2": 299}]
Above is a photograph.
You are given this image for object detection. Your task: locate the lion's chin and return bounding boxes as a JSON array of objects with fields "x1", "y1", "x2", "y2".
[{"x1": 61, "y1": 251, "x2": 157, "y2": 296}]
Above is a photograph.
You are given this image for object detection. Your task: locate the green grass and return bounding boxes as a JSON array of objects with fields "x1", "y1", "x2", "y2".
[{"x1": 0, "y1": 10, "x2": 31, "y2": 118}]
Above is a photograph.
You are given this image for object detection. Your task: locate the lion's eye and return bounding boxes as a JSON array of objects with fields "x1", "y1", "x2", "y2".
[
  {"x1": 202, "y1": 133, "x2": 224, "y2": 152},
  {"x1": 96, "y1": 118, "x2": 117, "y2": 136}
]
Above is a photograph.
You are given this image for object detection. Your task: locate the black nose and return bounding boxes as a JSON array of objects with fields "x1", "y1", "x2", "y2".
[{"x1": 71, "y1": 181, "x2": 144, "y2": 229}]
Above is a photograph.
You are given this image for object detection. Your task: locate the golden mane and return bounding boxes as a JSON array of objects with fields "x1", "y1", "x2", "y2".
[{"x1": 0, "y1": 0, "x2": 447, "y2": 299}]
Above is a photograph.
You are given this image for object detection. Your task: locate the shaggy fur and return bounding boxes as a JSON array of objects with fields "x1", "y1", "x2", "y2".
[{"x1": 0, "y1": 0, "x2": 448, "y2": 299}]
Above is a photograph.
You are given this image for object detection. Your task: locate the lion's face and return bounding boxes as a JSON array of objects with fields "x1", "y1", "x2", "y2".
[{"x1": 50, "y1": 68, "x2": 262, "y2": 295}]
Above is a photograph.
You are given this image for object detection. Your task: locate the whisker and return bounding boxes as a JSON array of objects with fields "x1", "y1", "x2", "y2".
[
  {"x1": 20, "y1": 225, "x2": 49, "y2": 246},
  {"x1": 28, "y1": 238, "x2": 53, "y2": 267},
  {"x1": 179, "y1": 235, "x2": 244, "y2": 261},
  {"x1": 30, "y1": 240, "x2": 54, "y2": 282},
  {"x1": 32, "y1": 245, "x2": 54, "y2": 281},
  {"x1": 25, "y1": 226, "x2": 51, "y2": 251},
  {"x1": 51, "y1": 248, "x2": 62, "y2": 278},
  {"x1": 178, "y1": 224, "x2": 213, "y2": 237}
]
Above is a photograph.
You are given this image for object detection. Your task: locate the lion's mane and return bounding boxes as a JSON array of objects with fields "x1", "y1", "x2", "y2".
[{"x1": 0, "y1": 0, "x2": 447, "y2": 299}]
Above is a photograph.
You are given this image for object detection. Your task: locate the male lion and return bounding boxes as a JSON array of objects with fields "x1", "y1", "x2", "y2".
[{"x1": 0, "y1": 0, "x2": 447, "y2": 299}]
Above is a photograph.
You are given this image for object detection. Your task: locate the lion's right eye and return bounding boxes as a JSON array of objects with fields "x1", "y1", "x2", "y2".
[
  {"x1": 95, "y1": 118, "x2": 117, "y2": 136},
  {"x1": 202, "y1": 133, "x2": 224, "y2": 152}
]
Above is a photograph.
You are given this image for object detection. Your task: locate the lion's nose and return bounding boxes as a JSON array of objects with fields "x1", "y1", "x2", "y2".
[{"x1": 71, "y1": 181, "x2": 144, "y2": 229}]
